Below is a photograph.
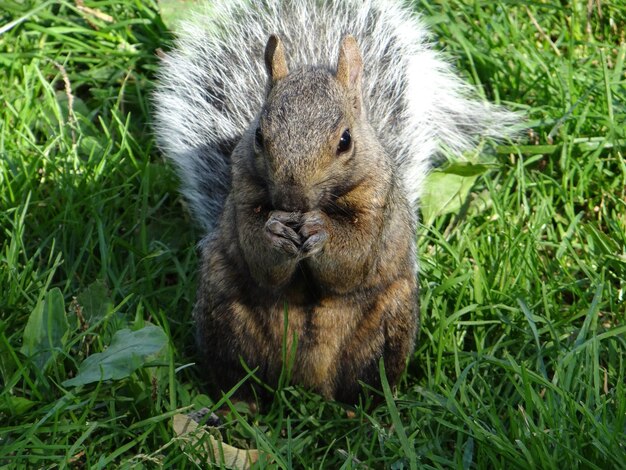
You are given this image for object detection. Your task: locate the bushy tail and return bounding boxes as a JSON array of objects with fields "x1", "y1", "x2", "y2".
[{"x1": 153, "y1": 0, "x2": 518, "y2": 232}]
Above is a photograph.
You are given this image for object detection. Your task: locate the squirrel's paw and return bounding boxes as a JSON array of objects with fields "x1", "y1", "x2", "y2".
[
  {"x1": 299, "y1": 211, "x2": 328, "y2": 256},
  {"x1": 265, "y1": 210, "x2": 301, "y2": 256}
]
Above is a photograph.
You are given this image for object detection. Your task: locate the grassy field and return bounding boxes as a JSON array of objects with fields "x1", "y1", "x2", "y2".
[{"x1": 1, "y1": 0, "x2": 625, "y2": 468}]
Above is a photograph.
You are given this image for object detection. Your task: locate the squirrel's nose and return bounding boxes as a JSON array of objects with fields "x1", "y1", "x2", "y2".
[{"x1": 272, "y1": 186, "x2": 310, "y2": 212}]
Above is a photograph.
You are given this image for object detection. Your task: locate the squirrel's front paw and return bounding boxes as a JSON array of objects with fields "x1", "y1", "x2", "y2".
[
  {"x1": 299, "y1": 211, "x2": 328, "y2": 256},
  {"x1": 265, "y1": 211, "x2": 301, "y2": 256}
]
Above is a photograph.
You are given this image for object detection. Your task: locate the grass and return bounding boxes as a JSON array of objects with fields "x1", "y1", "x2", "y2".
[{"x1": 1, "y1": 0, "x2": 625, "y2": 467}]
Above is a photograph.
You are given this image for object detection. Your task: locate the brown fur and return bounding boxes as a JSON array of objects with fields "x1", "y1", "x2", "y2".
[{"x1": 194, "y1": 36, "x2": 418, "y2": 403}]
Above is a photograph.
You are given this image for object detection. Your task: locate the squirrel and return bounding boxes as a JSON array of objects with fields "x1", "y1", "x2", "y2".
[{"x1": 154, "y1": 0, "x2": 517, "y2": 403}]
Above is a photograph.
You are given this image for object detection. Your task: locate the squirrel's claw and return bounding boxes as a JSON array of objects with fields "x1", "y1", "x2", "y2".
[
  {"x1": 299, "y1": 211, "x2": 328, "y2": 256},
  {"x1": 301, "y1": 232, "x2": 328, "y2": 256},
  {"x1": 265, "y1": 211, "x2": 302, "y2": 256}
]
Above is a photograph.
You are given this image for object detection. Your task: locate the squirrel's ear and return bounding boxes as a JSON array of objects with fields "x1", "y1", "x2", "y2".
[
  {"x1": 336, "y1": 35, "x2": 363, "y2": 113},
  {"x1": 264, "y1": 34, "x2": 289, "y2": 82}
]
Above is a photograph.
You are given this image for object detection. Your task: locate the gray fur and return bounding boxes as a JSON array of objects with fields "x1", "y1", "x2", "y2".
[{"x1": 153, "y1": 0, "x2": 518, "y2": 232}]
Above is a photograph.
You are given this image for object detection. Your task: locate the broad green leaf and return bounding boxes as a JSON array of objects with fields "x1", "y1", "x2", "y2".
[
  {"x1": 20, "y1": 288, "x2": 68, "y2": 371},
  {"x1": 62, "y1": 325, "x2": 168, "y2": 387},
  {"x1": 0, "y1": 396, "x2": 37, "y2": 416},
  {"x1": 78, "y1": 135, "x2": 105, "y2": 160},
  {"x1": 420, "y1": 171, "x2": 479, "y2": 226},
  {"x1": 76, "y1": 280, "x2": 112, "y2": 324},
  {"x1": 439, "y1": 161, "x2": 494, "y2": 177},
  {"x1": 158, "y1": 0, "x2": 208, "y2": 28}
]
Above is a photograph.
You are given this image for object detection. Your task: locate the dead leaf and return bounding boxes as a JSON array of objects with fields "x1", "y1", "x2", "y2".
[{"x1": 172, "y1": 413, "x2": 259, "y2": 469}]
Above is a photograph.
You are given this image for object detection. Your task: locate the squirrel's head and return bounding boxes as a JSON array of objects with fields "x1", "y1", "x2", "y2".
[{"x1": 251, "y1": 34, "x2": 378, "y2": 213}]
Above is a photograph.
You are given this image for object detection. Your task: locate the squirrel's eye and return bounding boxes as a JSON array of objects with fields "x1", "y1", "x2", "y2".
[
  {"x1": 337, "y1": 129, "x2": 351, "y2": 154},
  {"x1": 255, "y1": 127, "x2": 264, "y2": 150}
]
